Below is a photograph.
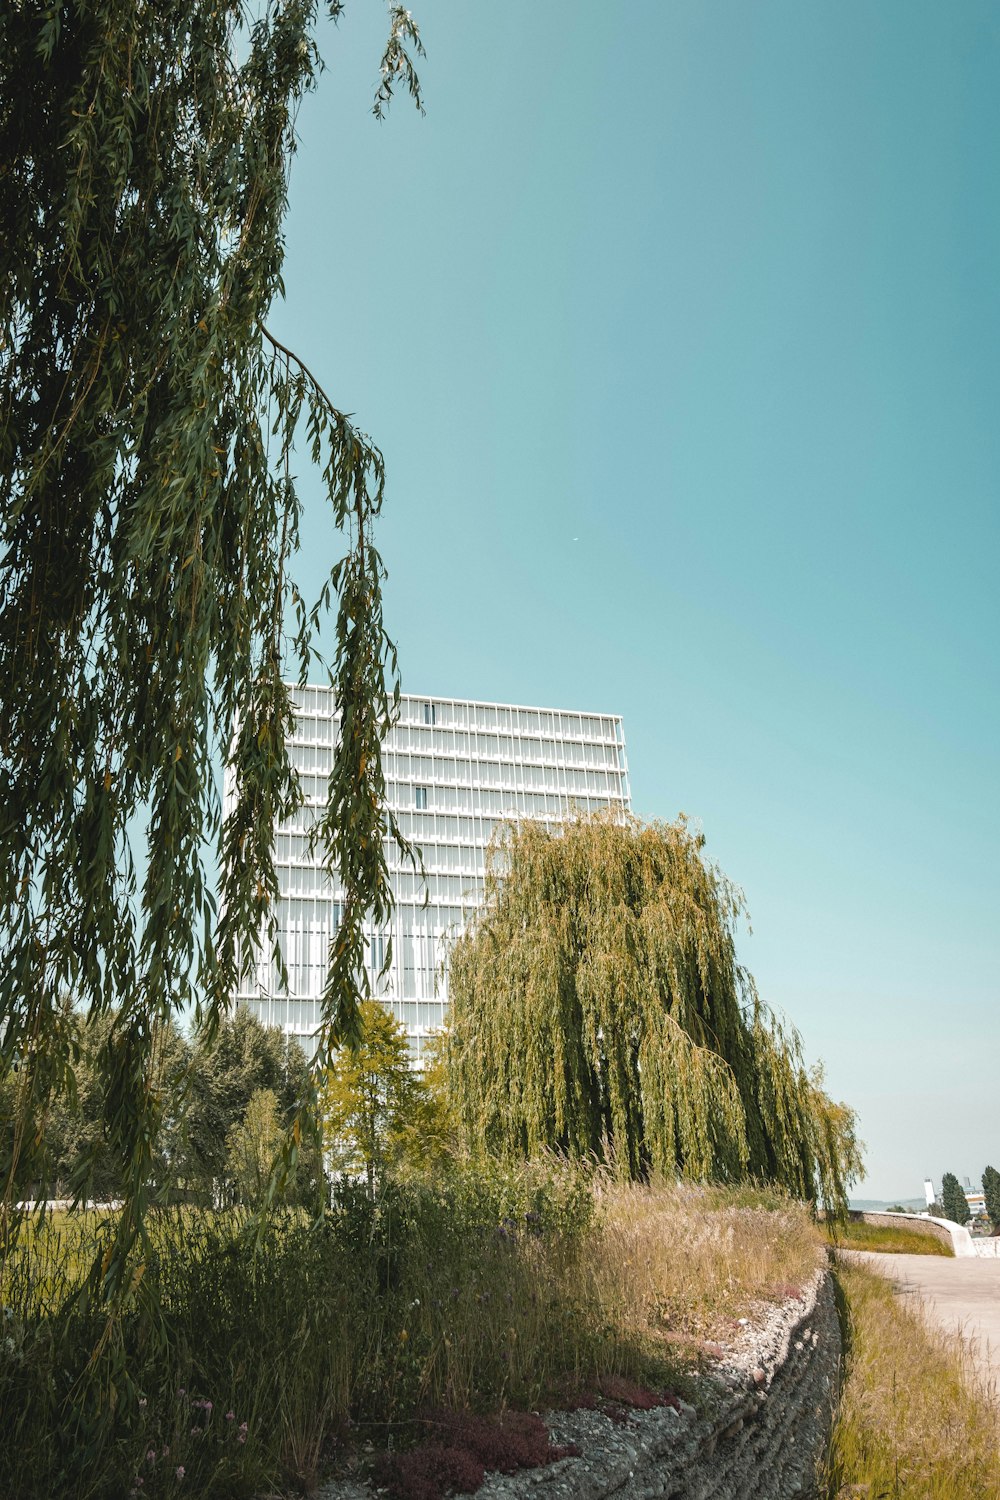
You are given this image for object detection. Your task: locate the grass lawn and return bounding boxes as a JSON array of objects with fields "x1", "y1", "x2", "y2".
[{"x1": 823, "y1": 1218, "x2": 952, "y2": 1255}]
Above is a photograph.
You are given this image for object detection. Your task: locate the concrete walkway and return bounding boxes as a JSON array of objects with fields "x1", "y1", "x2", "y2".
[{"x1": 846, "y1": 1251, "x2": 1000, "y2": 1398}]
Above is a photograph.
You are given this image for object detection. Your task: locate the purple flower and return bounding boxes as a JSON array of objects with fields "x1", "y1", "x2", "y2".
[
  {"x1": 203, "y1": 1400, "x2": 213, "y2": 1414},
  {"x1": 238, "y1": 1422, "x2": 248, "y2": 1433},
  {"x1": 225, "y1": 1411, "x2": 235, "y2": 1422},
  {"x1": 237, "y1": 1432, "x2": 246, "y2": 1444},
  {"x1": 146, "y1": 1449, "x2": 156, "y2": 1464},
  {"x1": 175, "y1": 1466, "x2": 185, "y2": 1480}
]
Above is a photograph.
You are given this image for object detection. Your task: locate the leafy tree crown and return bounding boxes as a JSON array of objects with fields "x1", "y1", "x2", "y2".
[{"x1": 446, "y1": 814, "x2": 863, "y2": 1210}]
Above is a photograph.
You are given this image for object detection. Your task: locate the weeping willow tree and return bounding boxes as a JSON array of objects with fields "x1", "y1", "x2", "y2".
[
  {"x1": 447, "y1": 815, "x2": 863, "y2": 1209},
  {"x1": 0, "y1": 0, "x2": 424, "y2": 1374}
]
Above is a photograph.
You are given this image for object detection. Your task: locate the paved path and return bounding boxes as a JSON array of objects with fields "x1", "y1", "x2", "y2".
[{"x1": 845, "y1": 1251, "x2": 1000, "y2": 1397}]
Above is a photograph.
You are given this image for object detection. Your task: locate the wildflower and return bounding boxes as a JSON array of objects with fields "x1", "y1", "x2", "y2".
[
  {"x1": 146, "y1": 1449, "x2": 156, "y2": 1464},
  {"x1": 203, "y1": 1400, "x2": 213, "y2": 1413},
  {"x1": 399, "y1": 1328, "x2": 409, "y2": 1342},
  {"x1": 237, "y1": 1432, "x2": 246, "y2": 1445},
  {"x1": 239, "y1": 1422, "x2": 248, "y2": 1433},
  {"x1": 161, "y1": 1446, "x2": 170, "y2": 1457},
  {"x1": 225, "y1": 1411, "x2": 235, "y2": 1422},
  {"x1": 178, "y1": 1388, "x2": 186, "y2": 1397},
  {"x1": 175, "y1": 1466, "x2": 185, "y2": 1480},
  {"x1": 138, "y1": 1397, "x2": 147, "y2": 1408}
]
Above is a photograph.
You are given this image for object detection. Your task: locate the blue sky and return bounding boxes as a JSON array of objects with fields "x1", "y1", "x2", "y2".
[{"x1": 271, "y1": 1, "x2": 1000, "y2": 1201}]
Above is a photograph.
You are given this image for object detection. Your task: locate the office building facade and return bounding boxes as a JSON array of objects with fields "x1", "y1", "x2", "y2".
[{"x1": 229, "y1": 690, "x2": 630, "y2": 1055}]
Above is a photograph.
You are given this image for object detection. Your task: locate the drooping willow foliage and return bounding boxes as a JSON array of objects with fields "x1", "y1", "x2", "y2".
[
  {"x1": 0, "y1": 0, "x2": 423, "y2": 1334},
  {"x1": 447, "y1": 816, "x2": 863, "y2": 1210}
]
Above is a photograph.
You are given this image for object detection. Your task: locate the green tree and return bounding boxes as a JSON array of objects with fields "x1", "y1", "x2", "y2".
[
  {"x1": 182, "y1": 1007, "x2": 319, "y2": 1203},
  {"x1": 320, "y1": 999, "x2": 426, "y2": 1195},
  {"x1": 447, "y1": 815, "x2": 862, "y2": 1210},
  {"x1": 981, "y1": 1166, "x2": 1000, "y2": 1228},
  {"x1": 401, "y1": 1025, "x2": 460, "y2": 1168},
  {"x1": 0, "y1": 1004, "x2": 316, "y2": 1205},
  {"x1": 44, "y1": 1011, "x2": 187, "y2": 1202},
  {"x1": 0, "y1": 1004, "x2": 189, "y2": 1202},
  {"x1": 0, "y1": 0, "x2": 422, "y2": 1318},
  {"x1": 940, "y1": 1172, "x2": 971, "y2": 1226},
  {"x1": 226, "y1": 1088, "x2": 285, "y2": 1206}
]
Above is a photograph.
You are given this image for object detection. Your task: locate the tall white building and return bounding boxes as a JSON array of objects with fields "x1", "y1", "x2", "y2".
[{"x1": 230, "y1": 690, "x2": 630, "y2": 1056}]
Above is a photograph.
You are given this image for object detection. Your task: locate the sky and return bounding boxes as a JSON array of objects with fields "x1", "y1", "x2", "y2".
[{"x1": 268, "y1": 0, "x2": 1000, "y2": 1202}]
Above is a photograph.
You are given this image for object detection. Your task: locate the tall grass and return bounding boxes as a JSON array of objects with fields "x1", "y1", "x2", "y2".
[
  {"x1": 0, "y1": 1170, "x2": 824, "y2": 1500},
  {"x1": 824, "y1": 1258, "x2": 1000, "y2": 1499},
  {"x1": 586, "y1": 1180, "x2": 822, "y2": 1357}
]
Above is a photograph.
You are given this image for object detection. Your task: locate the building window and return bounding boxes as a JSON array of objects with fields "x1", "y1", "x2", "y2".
[
  {"x1": 423, "y1": 701, "x2": 435, "y2": 725},
  {"x1": 415, "y1": 786, "x2": 428, "y2": 810}
]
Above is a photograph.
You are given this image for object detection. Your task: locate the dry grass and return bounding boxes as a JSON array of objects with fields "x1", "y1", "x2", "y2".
[
  {"x1": 824, "y1": 1218, "x2": 952, "y2": 1256},
  {"x1": 584, "y1": 1180, "x2": 824, "y2": 1354},
  {"x1": 825, "y1": 1257, "x2": 1000, "y2": 1499}
]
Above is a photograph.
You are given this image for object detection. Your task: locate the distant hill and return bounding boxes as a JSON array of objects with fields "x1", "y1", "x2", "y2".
[{"x1": 849, "y1": 1197, "x2": 927, "y2": 1213}]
